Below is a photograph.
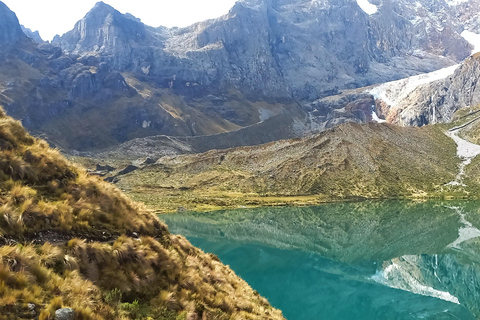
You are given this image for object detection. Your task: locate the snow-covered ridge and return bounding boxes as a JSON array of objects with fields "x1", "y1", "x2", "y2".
[
  {"x1": 368, "y1": 64, "x2": 460, "y2": 108},
  {"x1": 356, "y1": 0, "x2": 378, "y2": 15}
]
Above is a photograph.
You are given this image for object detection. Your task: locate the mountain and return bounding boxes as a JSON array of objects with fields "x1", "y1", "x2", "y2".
[
  {"x1": 0, "y1": 107, "x2": 284, "y2": 319},
  {"x1": 0, "y1": 1, "x2": 26, "y2": 46},
  {"x1": 0, "y1": 1, "x2": 305, "y2": 151},
  {"x1": 0, "y1": 0, "x2": 480, "y2": 153},
  {"x1": 382, "y1": 53, "x2": 480, "y2": 126},
  {"x1": 20, "y1": 25, "x2": 44, "y2": 43},
  {"x1": 53, "y1": 0, "x2": 472, "y2": 102},
  {"x1": 110, "y1": 120, "x2": 465, "y2": 212}
]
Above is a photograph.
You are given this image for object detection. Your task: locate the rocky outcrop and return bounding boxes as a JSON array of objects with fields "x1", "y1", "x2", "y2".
[
  {"x1": 55, "y1": 308, "x2": 75, "y2": 320},
  {"x1": 389, "y1": 54, "x2": 480, "y2": 126},
  {"x1": 52, "y1": 2, "x2": 150, "y2": 58}
]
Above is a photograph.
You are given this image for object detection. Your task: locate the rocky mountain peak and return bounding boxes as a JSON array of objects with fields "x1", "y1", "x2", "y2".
[
  {"x1": 20, "y1": 25, "x2": 44, "y2": 43},
  {"x1": 0, "y1": 1, "x2": 27, "y2": 46},
  {"x1": 86, "y1": 1, "x2": 117, "y2": 19},
  {"x1": 52, "y1": 1, "x2": 147, "y2": 54}
]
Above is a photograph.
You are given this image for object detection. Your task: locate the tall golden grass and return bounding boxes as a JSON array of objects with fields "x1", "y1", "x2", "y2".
[{"x1": 0, "y1": 107, "x2": 284, "y2": 320}]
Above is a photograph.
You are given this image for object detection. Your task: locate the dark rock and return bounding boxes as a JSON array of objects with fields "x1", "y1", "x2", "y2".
[
  {"x1": 104, "y1": 176, "x2": 120, "y2": 183},
  {"x1": 96, "y1": 164, "x2": 115, "y2": 171},
  {"x1": 143, "y1": 157, "x2": 156, "y2": 165},
  {"x1": 118, "y1": 165, "x2": 138, "y2": 175}
]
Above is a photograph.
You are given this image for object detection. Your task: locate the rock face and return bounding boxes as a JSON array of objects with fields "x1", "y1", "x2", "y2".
[
  {"x1": 386, "y1": 54, "x2": 480, "y2": 126},
  {"x1": 0, "y1": 0, "x2": 480, "y2": 152},
  {"x1": 21, "y1": 25, "x2": 44, "y2": 43},
  {"x1": 0, "y1": 2, "x2": 26, "y2": 46},
  {"x1": 53, "y1": 0, "x2": 473, "y2": 102}
]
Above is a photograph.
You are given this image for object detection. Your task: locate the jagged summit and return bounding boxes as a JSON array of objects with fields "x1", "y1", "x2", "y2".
[
  {"x1": 0, "y1": 1, "x2": 26, "y2": 46},
  {"x1": 86, "y1": 1, "x2": 117, "y2": 18},
  {"x1": 52, "y1": 1, "x2": 147, "y2": 54},
  {"x1": 20, "y1": 25, "x2": 44, "y2": 43},
  {"x1": 3, "y1": 0, "x2": 480, "y2": 153}
]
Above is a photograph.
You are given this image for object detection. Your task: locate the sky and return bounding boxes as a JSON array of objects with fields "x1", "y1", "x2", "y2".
[{"x1": 2, "y1": 0, "x2": 238, "y2": 41}]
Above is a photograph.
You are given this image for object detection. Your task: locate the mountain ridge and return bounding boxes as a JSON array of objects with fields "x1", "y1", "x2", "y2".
[{"x1": 1, "y1": 0, "x2": 480, "y2": 154}]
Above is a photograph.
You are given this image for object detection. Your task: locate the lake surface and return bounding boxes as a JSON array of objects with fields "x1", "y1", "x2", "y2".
[{"x1": 160, "y1": 201, "x2": 480, "y2": 320}]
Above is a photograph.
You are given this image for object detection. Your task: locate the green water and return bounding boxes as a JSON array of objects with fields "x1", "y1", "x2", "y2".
[{"x1": 160, "y1": 201, "x2": 480, "y2": 320}]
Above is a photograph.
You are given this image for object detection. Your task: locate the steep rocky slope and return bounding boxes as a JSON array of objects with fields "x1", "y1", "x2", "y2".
[
  {"x1": 1, "y1": 0, "x2": 480, "y2": 153},
  {"x1": 53, "y1": 0, "x2": 472, "y2": 102},
  {"x1": 20, "y1": 25, "x2": 43, "y2": 43},
  {"x1": 0, "y1": 1, "x2": 25, "y2": 46},
  {"x1": 0, "y1": 1, "x2": 302, "y2": 151},
  {"x1": 0, "y1": 107, "x2": 284, "y2": 319},
  {"x1": 385, "y1": 53, "x2": 480, "y2": 126}
]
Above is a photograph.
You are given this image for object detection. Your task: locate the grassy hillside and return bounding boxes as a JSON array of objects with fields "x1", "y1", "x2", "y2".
[
  {"x1": 116, "y1": 121, "x2": 464, "y2": 213},
  {"x1": 0, "y1": 108, "x2": 283, "y2": 320}
]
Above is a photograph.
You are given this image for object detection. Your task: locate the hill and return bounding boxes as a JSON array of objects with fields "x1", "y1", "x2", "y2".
[
  {"x1": 114, "y1": 121, "x2": 467, "y2": 213},
  {"x1": 0, "y1": 107, "x2": 283, "y2": 319}
]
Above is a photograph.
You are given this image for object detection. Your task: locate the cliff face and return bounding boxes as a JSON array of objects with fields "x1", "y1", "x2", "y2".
[
  {"x1": 0, "y1": 0, "x2": 479, "y2": 151},
  {"x1": 0, "y1": 1, "x2": 25, "y2": 46},
  {"x1": 53, "y1": 0, "x2": 473, "y2": 102},
  {"x1": 384, "y1": 54, "x2": 480, "y2": 126}
]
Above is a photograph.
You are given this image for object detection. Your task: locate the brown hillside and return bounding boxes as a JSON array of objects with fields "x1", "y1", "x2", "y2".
[
  {"x1": 0, "y1": 108, "x2": 284, "y2": 320},
  {"x1": 117, "y1": 122, "x2": 460, "y2": 212}
]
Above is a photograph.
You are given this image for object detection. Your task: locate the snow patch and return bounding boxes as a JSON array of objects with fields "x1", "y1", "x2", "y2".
[
  {"x1": 445, "y1": 125, "x2": 480, "y2": 186},
  {"x1": 370, "y1": 258, "x2": 460, "y2": 305},
  {"x1": 368, "y1": 64, "x2": 459, "y2": 108},
  {"x1": 371, "y1": 107, "x2": 386, "y2": 123},
  {"x1": 142, "y1": 120, "x2": 151, "y2": 129},
  {"x1": 356, "y1": 0, "x2": 377, "y2": 15},
  {"x1": 446, "y1": 0, "x2": 469, "y2": 6},
  {"x1": 461, "y1": 30, "x2": 480, "y2": 55}
]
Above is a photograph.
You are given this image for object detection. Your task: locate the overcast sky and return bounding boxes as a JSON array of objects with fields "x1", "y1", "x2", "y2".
[{"x1": 2, "y1": 0, "x2": 238, "y2": 41}]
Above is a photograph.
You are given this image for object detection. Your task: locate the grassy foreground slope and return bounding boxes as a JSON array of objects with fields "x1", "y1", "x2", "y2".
[
  {"x1": 118, "y1": 122, "x2": 462, "y2": 212},
  {"x1": 0, "y1": 108, "x2": 283, "y2": 320}
]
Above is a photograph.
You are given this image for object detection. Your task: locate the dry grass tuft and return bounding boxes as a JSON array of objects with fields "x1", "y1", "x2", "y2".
[{"x1": 0, "y1": 106, "x2": 284, "y2": 319}]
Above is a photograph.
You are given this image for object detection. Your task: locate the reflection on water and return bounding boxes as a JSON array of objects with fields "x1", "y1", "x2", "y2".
[{"x1": 160, "y1": 201, "x2": 480, "y2": 320}]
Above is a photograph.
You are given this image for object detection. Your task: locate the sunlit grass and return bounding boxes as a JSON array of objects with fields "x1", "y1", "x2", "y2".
[{"x1": 0, "y1": 106, "x2": 284, "y2": 320}]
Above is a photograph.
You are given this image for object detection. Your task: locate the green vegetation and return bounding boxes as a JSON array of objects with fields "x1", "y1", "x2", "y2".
[
  {"x1": 0, "y1": 107, "x2": 284, "y2": 320},
  {"x1": 116, "y1": 122, "x2": 468, "y2": 213}
]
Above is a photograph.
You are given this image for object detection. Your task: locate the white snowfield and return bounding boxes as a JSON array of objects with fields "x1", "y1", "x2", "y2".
[
  {"x1": 356, "y1": 0, "x2": 378, "y2": 15},
  {"x1": 461, "y1": 30, "x2": 480, "y2": 55},
  {"x1": 368, "y1": 64, "x2": 460, "y2": 108}
]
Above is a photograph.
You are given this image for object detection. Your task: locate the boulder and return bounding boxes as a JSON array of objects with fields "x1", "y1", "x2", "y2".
[{"x1": 55, "y1": 308, "x2": 75, "y2": 320}]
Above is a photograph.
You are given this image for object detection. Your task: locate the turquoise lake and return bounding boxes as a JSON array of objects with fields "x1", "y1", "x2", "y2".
[{"x1": 159, "y1": 201, "x2": 480, "y2": 320}]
